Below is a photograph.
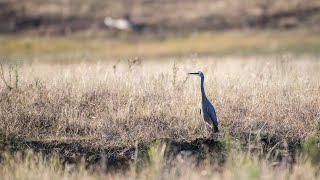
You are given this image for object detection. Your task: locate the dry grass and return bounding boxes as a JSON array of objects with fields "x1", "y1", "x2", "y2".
[
  {"x1": 0, "y1": 48, "x2": 320, "y2": 179},
  {"x1": 0, "y1": 56, "x2": 319, "y2": 147}
]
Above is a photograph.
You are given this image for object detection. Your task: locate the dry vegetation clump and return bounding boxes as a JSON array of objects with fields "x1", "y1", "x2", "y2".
[{"x1": 0, "y1": 57, "x2": 319, "y2": 147}]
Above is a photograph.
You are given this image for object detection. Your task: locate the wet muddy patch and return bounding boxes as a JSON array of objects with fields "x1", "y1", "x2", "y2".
[{"x1": 0, "y1": 136, "x2": 303, "y2": 172}]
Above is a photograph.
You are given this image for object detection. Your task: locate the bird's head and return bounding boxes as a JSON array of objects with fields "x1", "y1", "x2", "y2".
[
  {"x1": 187, "y1": 71, "x2": 204, "y2": 78},
  {"x1": 104, "y1": 17, "x2": 114, "y2": 26}
]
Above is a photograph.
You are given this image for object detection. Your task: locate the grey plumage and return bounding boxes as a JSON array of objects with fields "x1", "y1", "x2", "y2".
[{"x1": 188, "y1": 71, "x2": 219, "y2": 134}]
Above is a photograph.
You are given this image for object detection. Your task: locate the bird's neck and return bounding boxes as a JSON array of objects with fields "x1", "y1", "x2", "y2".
[{"x1": 200, "y1": 76, "x2": 206, "y2": 100}]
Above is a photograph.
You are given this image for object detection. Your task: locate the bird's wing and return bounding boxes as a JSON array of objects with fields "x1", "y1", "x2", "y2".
[
  {"x1": 207, "y1": 106, "x2": 218, "y2": 124},
  {"x1": 207, "y1": 105, "x2": 219, "y2": 132}
]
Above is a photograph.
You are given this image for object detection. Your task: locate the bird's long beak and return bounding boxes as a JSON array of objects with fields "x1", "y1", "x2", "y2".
[{"x1": 187, "y1": 72, "x2": 199, "y2": 75}]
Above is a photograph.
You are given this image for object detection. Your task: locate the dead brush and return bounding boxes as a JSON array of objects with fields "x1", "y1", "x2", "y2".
[
  {"x1": 0, "y1": 63, "x2": 19, "y2": 90},
  {"x1": 0, "y1": 58, "x2": 319, "y2": 147}
]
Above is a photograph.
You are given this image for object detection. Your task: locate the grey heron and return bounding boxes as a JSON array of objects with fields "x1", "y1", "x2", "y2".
[{"x1": 188, "y1": 71, "x2": 219, "y2": 134}]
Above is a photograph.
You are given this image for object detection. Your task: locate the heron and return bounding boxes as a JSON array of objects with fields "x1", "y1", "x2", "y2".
[
  {"x1": 104, "y1": 15, "x2": 145, "y2": 32},
  {"x1": 188, "y1": 71, "x2": 219, "y2": 134}
]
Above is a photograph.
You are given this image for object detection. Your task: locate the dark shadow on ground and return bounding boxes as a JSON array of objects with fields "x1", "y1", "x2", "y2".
[
  {"x1": 0, "y1": 138, "x2": 225, "y2": 171},
  {"x1": 0, "y1": 135, "x2": 303, "y2": 172}
]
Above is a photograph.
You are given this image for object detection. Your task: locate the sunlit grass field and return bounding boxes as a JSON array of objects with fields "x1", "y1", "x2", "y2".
[
  {"x1": 1, "y1": 30, "x2": 320, "y2": 61},
  {"x1": 1, "y1": 57, "x2": 319, "y2": 144},
  {"x1": 0, "y1": 30, "x2": 319, "y2": 179}
]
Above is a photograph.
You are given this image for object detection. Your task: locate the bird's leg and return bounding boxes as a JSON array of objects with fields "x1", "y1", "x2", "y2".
[
  {"x1": 211, "y1": 127, "x2": 217, "y2": 138},
  {"x1": 211, "y1": 127, "x2": 222, "y2": 139},
  {"x1": 203, "y1": 123, "x2": 212, "y2": 138},
  {"x1": 201, "y1": 123, "x2": 207, "y2": 136}
]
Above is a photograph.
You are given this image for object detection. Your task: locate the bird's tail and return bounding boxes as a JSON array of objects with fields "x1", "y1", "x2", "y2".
[{"x1": 213, "y1": 124, "x2": 219, "y2": 133}]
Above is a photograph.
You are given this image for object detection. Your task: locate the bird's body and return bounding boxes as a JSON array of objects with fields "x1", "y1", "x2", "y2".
[
  {"x1": 104, "y1": 15, "x2": 145, "y2": 32},
  {"x1": 188, "y1": 71, "x2": 219, "y2": 134},
  {"x1": 201, "y1": 97, "x2": 218, "y2": 132},
  {"x1": 104, "y1": 17, "x2": 133, "y2": 31}
]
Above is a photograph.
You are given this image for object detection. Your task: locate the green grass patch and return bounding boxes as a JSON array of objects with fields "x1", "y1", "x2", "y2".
[{"x1": 1, "y1": 30, "x2": 320, "y2": 62}]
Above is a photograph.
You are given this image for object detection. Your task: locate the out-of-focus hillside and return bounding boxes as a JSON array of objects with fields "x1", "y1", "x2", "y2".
[{"x1": 1, "y1": 0, "x2": 320, "y2": 35}]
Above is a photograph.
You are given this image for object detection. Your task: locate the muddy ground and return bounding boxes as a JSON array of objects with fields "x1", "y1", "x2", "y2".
[{"x1": 0, "y1": 135, "x2": 302, "y2": 172}]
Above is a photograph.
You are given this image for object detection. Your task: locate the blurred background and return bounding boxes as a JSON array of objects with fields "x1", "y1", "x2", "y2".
[
  {"x1": 1, "y1": 0, "x2": 320, "y2": 34},
  {"x1": 1, "y1": 0, "x2": 320, "y2": 61}
]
